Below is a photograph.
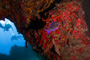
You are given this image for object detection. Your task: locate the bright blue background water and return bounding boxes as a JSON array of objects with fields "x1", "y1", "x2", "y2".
[{"x1": 0, "y1": 18, "x2": 40, "y2": 60}]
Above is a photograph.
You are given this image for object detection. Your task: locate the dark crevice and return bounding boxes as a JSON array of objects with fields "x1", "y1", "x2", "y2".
[
  {"x1": 24, "y1": 0, "x2": 63, "y2": 31},
  {"x1": 39, "y1": 0, "x2": 62, "y2": 19},
  {"x1": 51, "y1": 46, "x2": 58, "y2": 55},
  {"x1": 24, "y1": 16, "x2": 46, "y2": 31},
  {"x1": 67, "y1": 38, "x2": 69, "y2": 46},
  {"x1": 29, "y1": 20, "x2": 46, "y2": 30}
]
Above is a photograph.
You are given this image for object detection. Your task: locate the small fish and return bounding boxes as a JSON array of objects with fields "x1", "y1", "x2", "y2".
[
  {"x1": 46, "y1": 21, "x2": 60, "y2": 34},
  {"x1": 25, "y1": 40, "x2": 29, "y2": 48}
]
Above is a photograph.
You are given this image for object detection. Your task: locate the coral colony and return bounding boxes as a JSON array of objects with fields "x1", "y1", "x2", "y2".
[{"x1": 0, "y1": 0, "x2": 90, "y2": 60}]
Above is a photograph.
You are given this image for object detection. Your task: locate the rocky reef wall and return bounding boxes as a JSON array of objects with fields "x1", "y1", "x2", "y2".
[{"x1": 0, "y1": 0, "x2": 90, "y2": 60}]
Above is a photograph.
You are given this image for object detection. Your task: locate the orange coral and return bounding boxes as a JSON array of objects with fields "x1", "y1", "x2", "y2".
[
  {"x1": 0, "y1": 0, "x2": 54, "y2": 26},
  {"x1": 24, "y1": 0, "x2": 54, "y2": 22}
]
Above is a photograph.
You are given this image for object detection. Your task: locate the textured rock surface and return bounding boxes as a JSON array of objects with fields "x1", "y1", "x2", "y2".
[
  {"x1": 0, "y1": 0, "x2": 90, "y2": 60},
  {"x1": 28, "y1": 1, "x2": 90, "y2": 60}
]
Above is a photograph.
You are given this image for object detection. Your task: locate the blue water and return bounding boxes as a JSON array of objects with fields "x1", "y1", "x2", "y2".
[{"x1": 0, "y1": 18, "x2": 40, "y2": 60}]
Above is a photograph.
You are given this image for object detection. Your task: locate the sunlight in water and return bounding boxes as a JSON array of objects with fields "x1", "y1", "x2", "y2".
[{"x1": 0, "y1": 18, "x2": 25, "y2": 55}]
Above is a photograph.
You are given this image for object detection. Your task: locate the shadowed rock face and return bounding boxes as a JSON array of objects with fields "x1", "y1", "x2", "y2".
[
  {"x1": 82, "y1": 0, "x2": 90, "y2": 37},
  {"x1": 0, "y1": 0, "x2": 90, "y2": 60}
]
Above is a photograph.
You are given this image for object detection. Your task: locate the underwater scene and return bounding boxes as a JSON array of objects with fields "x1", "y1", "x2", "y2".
[
  {"x1": 0, "y1": 0, "x2": 90, "y2": 60},
  {"x1": 0, "y1": 18, "x2": 40, "y2": 60}
]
